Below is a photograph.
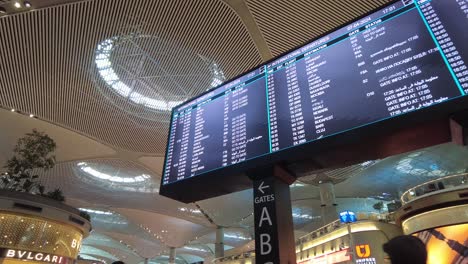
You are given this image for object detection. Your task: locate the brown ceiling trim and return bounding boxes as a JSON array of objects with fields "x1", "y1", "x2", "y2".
[{"x1": 222, "y1": 0, "x2": 272, "y2": 62}]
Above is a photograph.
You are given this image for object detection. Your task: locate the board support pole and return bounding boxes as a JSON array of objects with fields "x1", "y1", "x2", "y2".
[{"x1": 248, "y1": 165, "x2": 296, "y2": 264}]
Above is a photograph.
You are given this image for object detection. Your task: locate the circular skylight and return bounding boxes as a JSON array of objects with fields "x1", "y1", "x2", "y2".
[
  {"x1": 77, "y1": 162, "x2": 150, "y2": 183},
  {"x1": 95, "y1": 38, "x2": 183, "y2": 111},
  {"x1": 74, "y1": 161, "x2": 159, "y2": 193},
  {"x1": 94, "y1": 33, "x2": 225, "y2": 113}
]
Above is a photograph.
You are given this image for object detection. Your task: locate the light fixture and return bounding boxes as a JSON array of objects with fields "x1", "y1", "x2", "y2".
[
  {"x1": 29, "y1": 114, "x2": 34, "y2": 118},
  {"x1": 183, "y1": 246, "x2": 208, "y2": 253},
  {"x1": 79, "y1": 164, "x2": 151, "y2": 183},
  {"x1": 94, "y1": 38, "x2": 185, "y2": 111},
  {"x1": 24, "y1": 1, "x2": 31, "y2": 8},
  {"x1": 10, "y1": 109, "x2": 15, "y2": 112},
  {"x1": 0, "y1": 7, "x2": 6, "y2": 14},
  {"x1": 178, "y1": 207, "x2": 202, "y2": 214},
  {"x1": 225, "y1": 234, "x2": 250, "y2": 240},
  {"x1": 79, "y1": 208, "x2": 113, "y2": 215},
  {"x1": 14, "y1": 2, "x2": 21, "y2": 8}
]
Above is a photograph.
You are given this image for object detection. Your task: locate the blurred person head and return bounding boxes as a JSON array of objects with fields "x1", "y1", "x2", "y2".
[
  {"x1": 383, "y1": 235, "x2": 427, "y2": 264},
  {"x1": 111, "y1": 262, "x2": 125, "y2": 264}
]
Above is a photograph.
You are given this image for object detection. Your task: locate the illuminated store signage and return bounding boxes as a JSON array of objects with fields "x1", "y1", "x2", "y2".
[
  {"x1": 355, "y1": 244, "x2": 376, "y2": 264},
  {"x1": 355, "y1": 244, "x2": 371, "y2": 258},
  {"x1": 0, "y1": 248, "x2": 72, "y2": 263},
  {"x1": 0, "y1": 212, "x2": 84, "y2": 259},
  {"x1": 339, "y1": 211, "x2": 357, "y2": 223},
  {"x1": 356, "y1": 258, "x2": 377, "y2": 264}
]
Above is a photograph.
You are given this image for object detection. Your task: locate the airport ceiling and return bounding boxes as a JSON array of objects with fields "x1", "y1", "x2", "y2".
[{"x1": 1, "y1": 0, "x2": 467, "y2": 263}]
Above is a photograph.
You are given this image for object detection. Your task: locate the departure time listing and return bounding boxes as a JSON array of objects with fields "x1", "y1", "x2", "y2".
[{"x1": 162, "y1": 0, "x2": 468, "y2": 185}]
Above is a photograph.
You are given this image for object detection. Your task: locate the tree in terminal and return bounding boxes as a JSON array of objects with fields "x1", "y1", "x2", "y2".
[
  {"x1": 1, "y1": 129, "x2": 65, "y2": 201},
  {"x1": 372, "y1": 201, "x2": 384, "y2": 213}
]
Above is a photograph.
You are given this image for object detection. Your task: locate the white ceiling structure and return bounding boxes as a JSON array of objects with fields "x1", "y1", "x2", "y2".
[{"x1": 1, "y1": 0, "x2": 468, "y2": 263}]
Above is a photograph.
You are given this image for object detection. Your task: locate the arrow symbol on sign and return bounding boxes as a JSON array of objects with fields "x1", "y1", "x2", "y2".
[{"x1": 258, "y1": 181, "x2": 270, "y2": 194}]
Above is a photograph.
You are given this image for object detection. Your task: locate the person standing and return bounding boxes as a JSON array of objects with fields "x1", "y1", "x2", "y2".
[{"x1": 383, "y1": 235, "x2": 427, "y2": 264}]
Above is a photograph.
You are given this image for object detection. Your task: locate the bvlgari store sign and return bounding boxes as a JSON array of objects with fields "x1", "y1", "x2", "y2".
[{"x1": 0, "y1": 248, "x2": 72, "y2": 263}]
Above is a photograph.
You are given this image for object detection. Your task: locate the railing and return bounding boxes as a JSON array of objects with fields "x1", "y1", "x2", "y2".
[
  {"x1": 296, "y1": 212, "x2": 394, "y2": 246},
  {"x1": 400, "y1": 173, "x2": 468, "y2": 204},
  {"x1": 212, "y1": 251, "x2": 255, "y2": 263},
  {"x1": 296, "y1": 219, "x2": 341, "y2": 246}
]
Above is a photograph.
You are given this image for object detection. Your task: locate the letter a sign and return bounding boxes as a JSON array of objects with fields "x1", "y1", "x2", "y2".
[{"x1": 253, "y1": 177, "x2": 279, "y2": 264}]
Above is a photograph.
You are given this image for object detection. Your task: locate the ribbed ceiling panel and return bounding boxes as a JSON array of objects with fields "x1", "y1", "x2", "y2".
[
  {"x1": 0, "y1": 0, "x2": 262, "y2": 154},
  {"x1": 38, "y1": 159, "x2": 213, "y2": 227},
  {"x1": 246, "y1": 0, "x2": 393, "y2": 56}
]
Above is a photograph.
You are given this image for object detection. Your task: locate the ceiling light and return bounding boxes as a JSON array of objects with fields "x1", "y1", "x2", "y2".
[
  {"x1": 79, "y1": 208, "x2": 113, "y2": 215},
  {"x1": 183, "y1": 246, "x2": 208, "y2": 252},
  {"x1": 211, "y1": 77, "x2": 223, "y2": 88},
  {"x1": 178, "y1": 207, "x2": 202, "y2": 214},
  {"x1": 24, "y1": 1, "x2": 31, "y2": 8},
  {"x1": 292, "y1": 213, "x2": 321, "y2": 220},
  {"x1": 14, "y1": 2, "x2": 21, "y2": 8},
  {"x1": 360, "y1": 160, "x2": 375, "y2": 167},
  {"x1": 0, "y1": 7, "x2": 6, "y2": 14},
  {"x1": 29, "y1": 114, "x2": 34, "y2": 118},
  {"x1": 10, "y1": 109, "x2": 15, "y2": 112},
  {"x1": 94, "y1": 37, "x2": 185, "y2": 111},
  {"x1": 225, "y1": 234, "x2": 250, "y2": 240},
  {"x1": 291, "y1": 182, "x2": 305, "y2": 187},
  {"x1": 78, "y1": 163, "x2": 150, "y2": 183}
]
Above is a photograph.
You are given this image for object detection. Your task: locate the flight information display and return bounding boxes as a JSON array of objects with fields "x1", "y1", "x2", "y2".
[{"x1": 162, "y1": 0, "x2": 468, "y2": 185}]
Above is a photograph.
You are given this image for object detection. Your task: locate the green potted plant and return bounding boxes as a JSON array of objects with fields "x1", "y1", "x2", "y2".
[
  {"x1": 372, "y1": 201, "x2": 384, "y2": 213},
  {"x1": 1, "y1": 129, "x2": 65, "y2": 201}
]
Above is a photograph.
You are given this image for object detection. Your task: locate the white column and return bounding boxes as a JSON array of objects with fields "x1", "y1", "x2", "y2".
[
  {"x1": 215, "y1": 226, "x2": 225, "y2": 258},
  {"x1": 319, "y1": 181, "x2": 338, "y2": 225},
  {"x1": 169, "y1": 247, "x2": 176, "y2": 264}
]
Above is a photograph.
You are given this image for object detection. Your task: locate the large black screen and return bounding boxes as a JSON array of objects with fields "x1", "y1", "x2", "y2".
[{"x1": 162, "y1": 0, "x2": 468, "y2": 186}]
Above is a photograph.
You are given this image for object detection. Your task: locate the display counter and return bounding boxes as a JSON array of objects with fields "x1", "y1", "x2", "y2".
[{"x1": 0, "y1": 190, "x2": 91, "y2": 264}]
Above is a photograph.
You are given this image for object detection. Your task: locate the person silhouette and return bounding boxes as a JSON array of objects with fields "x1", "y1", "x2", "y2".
[{"x1": 383, "y1": 235, "x2": 427, "y2": 264}]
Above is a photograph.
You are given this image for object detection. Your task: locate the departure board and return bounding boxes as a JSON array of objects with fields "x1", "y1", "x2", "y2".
[{"x1": 162, "y1": 0, "x2": 468, "y2": 186}]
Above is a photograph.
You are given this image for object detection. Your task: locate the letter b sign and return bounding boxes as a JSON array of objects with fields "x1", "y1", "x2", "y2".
[{"x1": 260, "y1": 234, "x2": 272, "y2": 255}]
